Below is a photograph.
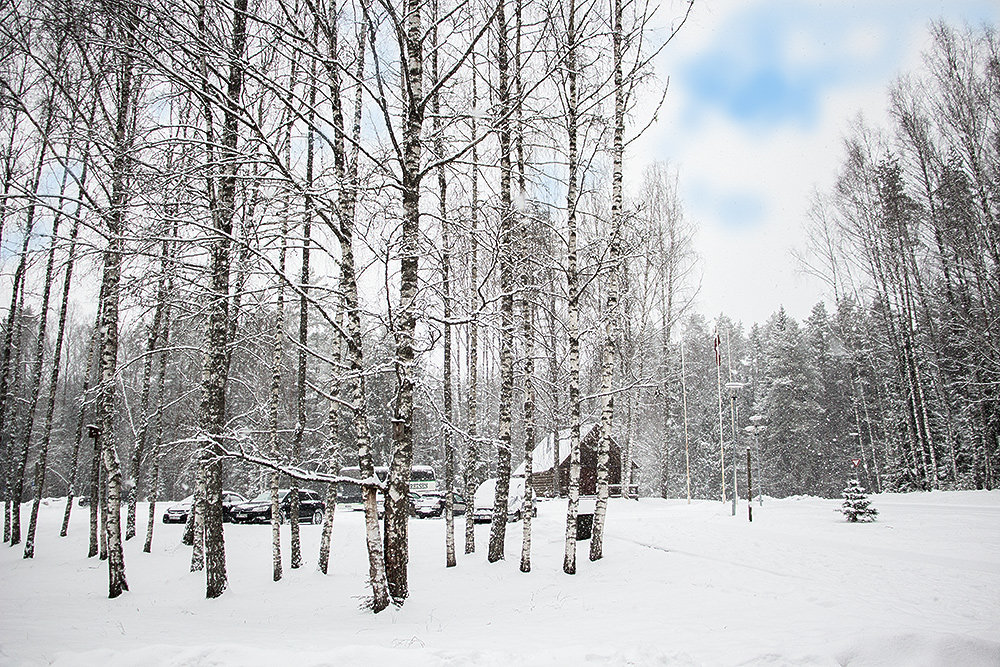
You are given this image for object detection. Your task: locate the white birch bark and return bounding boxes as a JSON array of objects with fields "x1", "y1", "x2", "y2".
[
  {"x1": 562, "y1": 0, "x2": 582, "y2": 576},
  {"x1": 25, "y1": 147, "x2": 81, "y2": 557},
  {"x1": 488, "y1": 0, "x2": 514, "y2": 565},
  {"x1": 63, "y1": 318, "x2": 99, "y2": 539},
  {"x1": 197, "y1": 0, "x2": 250, "y2": 599},
  {"x1": 464, "y1": 46, "x2": 481, "y2": 555},
  {"x1": 514, "y1": 0, "x2": 534, "y2": 572},
  {"x1": 519, "y1": 292, "x2": 536, "y2": 572},
  {"x1": 290, "y1": 24, "x2": 319, "y2": 569},
  {"x1": 383, "y1": 0, "x2": 427, "y2": 600},
  {"x1": 190, "y1": 463, "x2": 205, "y2": 572},
  {"x1": 143, "y1": 271, "x2": 173, "y2": 554},
  {"x1": 94, "y1": 0, "x2": 141, "y2": 595},
  {"x1": 589, "y1": 0, "x2": 624, "y2": 561},
  {"x1": 4, "y1": 86, "x2": 55, "y2": 546},
  {"x1": 125, "y1": 238, "x2": 170, "y2": 542},
  {"x1": 267, "y1": 203, "x2": 288, "y2": 582},
  {"x1": 430, "y1": 0, "x2": 457, "y2": 569}
]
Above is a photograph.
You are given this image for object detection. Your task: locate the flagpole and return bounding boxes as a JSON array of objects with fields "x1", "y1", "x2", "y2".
[
  {"x1": 715, "y1": 328, "x2": 725, "y2": 504},
  {"x1": 680, "y1": 341, "x2": 691, "y2": 504},
  {"x1": 726, "y1": 327, "x2": 738, "y2": 516}
]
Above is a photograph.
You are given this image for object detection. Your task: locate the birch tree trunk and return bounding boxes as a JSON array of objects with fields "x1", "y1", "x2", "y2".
[
  {"x1": 512, "y1": 0, "x2": 534, "y2": 573},
  {"x1": 546, "y1": 274, "x2": 561, "y2": 498},
  {"x1": 341, "y1": 226, "x2": 389, "y2": 610},
  {"x1": 25, "y1": 155, "x2": 83, "y2": 557},
  {"x1": 519, "y1": 291, "x2": 536, "y2": 572},
  {"x1": 190, "y1": 462, "x2": 205, "y2": 572},
  {"x1": 315, "y1": 0, "x2": 387, "y2": 609},
  {"x1": 562, "y1": 0, "x2": 583, "y2": 576},
  {"x1": 317, "y1": 307, "x2": 344, "y2": 575},
  {"x1": 93, "y1": 0, "x2": 143, "y2": 596},
  {"x1": 59, "y1": 140, "x2": 95, "y2": 539},
  {"x1": 589, "y1": 0, "x2": 624, "y2": 560},
  {"x1": 266, "y1": 199, "x2": 288, "y2": 582},
  {"x1": 126, "y1": 239, "x2": 170, "y2": 541},
  {"x1": 63, "y1": 318, "x2": 99, "y2": 538},
  {"x1": 87, "y1": 331, "x2": 103, "y2": 557},
  {"x1": 198, "y1": 0, "x2": 250, "y2": 599},
  {"x1": 383, "y1": 0, "x2": 427, "y2": 601},
  {"x1": 266, "y1": 37, "x2": 302, "y2": 581},
  {"x1": 431, "y1": 0, "x2": 457, "y2": 569},
  {"x1": 99, "y1": 453, "x2": 108, "y2": 561},
  {"x1": 317, "y1": 0, "x2": 367, "y2": 576},
  {"x1": 144, "y1": 271, "x2": 173, "y2": 554},
  {"x1": 98, "y1": 182, "x2": 129, "y2": 598},
  {"x1": 4, "y1": 89, "x2": 54, "y2": 545},
  {"x1": 464, "y1": 47, "x2": 481, "y2": 555},
  {"x1": 289, "y1": 31, "x2": 319, "y2": 570},
  {"x1": 488, "y1": 0, "x2": 514, "y2": 564}
]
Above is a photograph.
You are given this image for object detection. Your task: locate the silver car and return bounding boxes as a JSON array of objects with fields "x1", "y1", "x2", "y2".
[{"x1": 412, "y1": 491, "x2": 466, "y2": 518}]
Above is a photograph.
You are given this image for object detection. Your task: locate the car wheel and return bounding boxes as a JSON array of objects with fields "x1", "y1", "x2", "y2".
[{"x1": 312, "y1": 509, "x2": 324, "y2": 525}]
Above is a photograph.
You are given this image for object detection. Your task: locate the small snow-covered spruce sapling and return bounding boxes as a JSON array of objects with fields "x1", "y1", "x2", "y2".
[{"x1": 841, "y1": 477, "x2": 878, "y2": 523}]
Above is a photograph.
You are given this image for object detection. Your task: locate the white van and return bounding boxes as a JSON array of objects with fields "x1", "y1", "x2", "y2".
[{"x1": 473, "y1": 476, "x2": 532, "y2": 523}]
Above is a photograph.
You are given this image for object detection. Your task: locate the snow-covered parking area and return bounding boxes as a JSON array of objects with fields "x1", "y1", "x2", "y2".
[{"x1": 2, "y1": 491, "x2": 999, "y2": 666}]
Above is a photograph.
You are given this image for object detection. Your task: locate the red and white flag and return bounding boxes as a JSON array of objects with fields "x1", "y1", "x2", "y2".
[{"x1": 713, "y1": 332, "x2": 721, "y2": 366}]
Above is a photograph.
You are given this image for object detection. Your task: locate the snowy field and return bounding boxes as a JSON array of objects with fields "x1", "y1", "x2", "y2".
[{"x1": 2, "y1": 491, "x2": 999, "y2": 666}]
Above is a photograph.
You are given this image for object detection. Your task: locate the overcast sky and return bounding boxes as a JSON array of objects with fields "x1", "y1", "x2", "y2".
[{"x1": 637, "y1": 0, "x2": 999, "y2": 327}]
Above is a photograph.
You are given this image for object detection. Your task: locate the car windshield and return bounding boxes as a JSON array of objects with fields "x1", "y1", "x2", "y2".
[
  {"x1": 338, "y1": 484, "x2": 362, "y2": 503},
  {"x1": 411, "y1": 467, "x2": 435, "y2": 482},
  {"x1": 249, "y1": 491, "x2": 287, "y2": 503}
]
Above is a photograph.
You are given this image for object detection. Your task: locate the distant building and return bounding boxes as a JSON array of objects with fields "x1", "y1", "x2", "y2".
[{"x1": 515, "y1": 423, "x2": 638, "y2": 497}]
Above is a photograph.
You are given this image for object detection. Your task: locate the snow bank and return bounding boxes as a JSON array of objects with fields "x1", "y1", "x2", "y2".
[
  {"x1": 836, "y1": 632, "x2": 1000, "y2": 667},
  {"x1": 2, "y1": 490, "x2": 998, "y2": 666}
]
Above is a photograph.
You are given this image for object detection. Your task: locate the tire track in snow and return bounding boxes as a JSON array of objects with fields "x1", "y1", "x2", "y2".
[{"x1": 609, "y1": 534, "x2": 806, "y2": 580}]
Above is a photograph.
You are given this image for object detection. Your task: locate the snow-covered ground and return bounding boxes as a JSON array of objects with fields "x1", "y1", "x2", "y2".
[{"x1": 2, "y1": 491, "x2": 999, "y2": 666}]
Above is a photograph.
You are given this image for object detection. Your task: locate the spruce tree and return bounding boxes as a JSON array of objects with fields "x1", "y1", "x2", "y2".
[{"x1": 841, "y1": 476, "x2": 878, "y2": 522}]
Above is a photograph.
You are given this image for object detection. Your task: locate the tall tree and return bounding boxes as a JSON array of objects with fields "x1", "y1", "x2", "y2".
[{"x1": 561, "y1": 0, "x2": 583, "y2": 576}]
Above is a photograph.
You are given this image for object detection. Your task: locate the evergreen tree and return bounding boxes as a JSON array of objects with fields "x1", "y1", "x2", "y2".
[
  {"x1": 758, "y1": 307, "x2": 823, "y2": 497},
  {"x1": 841, "y1": 476, "x2": 878, "y2": 522}
]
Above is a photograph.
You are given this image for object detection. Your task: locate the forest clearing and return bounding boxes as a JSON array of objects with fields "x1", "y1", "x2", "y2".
[
  {"x1": 2, "y1": 1, "x2": 998, "y2": 663},
  {"x1": 2, "y1": 491, "x2": 998, "y2": 666}
]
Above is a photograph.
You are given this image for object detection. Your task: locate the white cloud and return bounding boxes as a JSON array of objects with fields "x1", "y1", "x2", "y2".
[
  {"x1": 845, "y1": 24, "x2": 886, "y2": 63},
  {"x1": 632, "y1": 0, "x2": 999, "y2": 326}
]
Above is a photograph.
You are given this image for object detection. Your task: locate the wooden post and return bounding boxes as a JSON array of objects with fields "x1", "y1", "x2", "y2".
[{"x1": 746, "y1": 446, "x2": 752, "y2": 523}]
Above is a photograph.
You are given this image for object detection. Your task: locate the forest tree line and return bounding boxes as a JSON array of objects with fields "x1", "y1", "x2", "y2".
[{"x1": 0, "y1": 0, "x2": 696, "y2": 604}]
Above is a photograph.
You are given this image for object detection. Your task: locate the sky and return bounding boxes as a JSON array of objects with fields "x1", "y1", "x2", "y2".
[{"x1": 638, "y1": 0, "x2": 1000, "y2": 327}]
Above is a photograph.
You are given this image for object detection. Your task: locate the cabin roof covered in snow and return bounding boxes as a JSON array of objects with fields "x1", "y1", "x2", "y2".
[{"x1": 513, "y1": 422, "x2": 598, "y2": 477}]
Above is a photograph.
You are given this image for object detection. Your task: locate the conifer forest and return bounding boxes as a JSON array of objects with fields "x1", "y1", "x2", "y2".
[{"x1": 0, "y1": 0, "x2": 997, "y2": 612}]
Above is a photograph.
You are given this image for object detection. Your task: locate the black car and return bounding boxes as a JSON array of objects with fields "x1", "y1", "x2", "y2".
[
  {"x1": 161, "y1": 491, "x2": 248, "y2": 524},
  {"x1": 230, "y1": 489, "x2": 325, "y2": 525},
  {"x1": 412, "y1": 490, "x2": 466, "y2": 518}
]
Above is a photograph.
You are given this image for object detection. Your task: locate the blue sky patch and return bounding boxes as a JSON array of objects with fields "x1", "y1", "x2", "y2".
[
  {"x1": 676, "y1": 3, "x2": 899, "y2": 132},
  {"x1": 689, "y1": 180, "x2": 767, "y2": 231},
  {"x1": 684, "y1": 56, "x2": 824, "y2": 129}
]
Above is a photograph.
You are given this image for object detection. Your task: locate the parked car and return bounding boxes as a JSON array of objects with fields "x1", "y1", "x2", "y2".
[
  {"x1": 161, "y1": 491, "x2": 247, "y2": 524},
  {"x1": 411, "y1": 490, "x2": 466, "y2": 518},
  {"x1": 230, "y1": 489, "x2": 325, "y2": 525},
  {"x1": 472, "y1": 477, "x2": 534, "y2": 523}
]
